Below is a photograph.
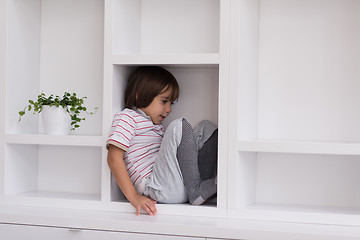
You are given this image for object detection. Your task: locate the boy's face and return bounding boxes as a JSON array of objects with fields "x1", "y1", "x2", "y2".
[{"x1": 140, "y1": 88, "x2": 173, "y2": 125}]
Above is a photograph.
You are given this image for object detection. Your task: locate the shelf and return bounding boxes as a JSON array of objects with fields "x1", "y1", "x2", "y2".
[
  {"x1": 112, "y1": 54, "x2": 220, "y2": 66},
  {"x1": 10, "y1": 190, "x2": 100, "y2": 201},
  {"x1": 5, "y1": 134, "x2": 103, "y2": 147},
  {"x1": 246, "y1": 203, "x2": 360, "y2": 215},
  {"x1": 238, "y1": 140, "x2": 360, "y2": 155},
  {"x1": 108, "y1": 200, "x2": 223, "y2": 218},
  {"x1": 229, "y1": 203, "x2": 360, "y2": 227},
  {"x1": 2, "y1": 205, "x2": 360, "y2": 240}
]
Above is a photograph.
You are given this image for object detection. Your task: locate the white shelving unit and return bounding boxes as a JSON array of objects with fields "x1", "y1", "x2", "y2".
[
  {"x1": 228, "y1": 0, "x2": 360, "y2": 226},
  {"x1": 0, "y1": 0, "x2": 230, "y2": 218},
  {"x1": 1, "y1": 0, "x2": 360, "y2": 237},
  {"x1": 102, "y1": 0, "x2": 229, "y2": 217}
]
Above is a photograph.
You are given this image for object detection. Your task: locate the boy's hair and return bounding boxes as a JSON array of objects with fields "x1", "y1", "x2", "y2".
[{"x1": 125, "y1": 66, "x2": 179, "y2": 109}]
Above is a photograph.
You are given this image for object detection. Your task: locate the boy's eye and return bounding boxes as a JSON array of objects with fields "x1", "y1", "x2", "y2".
[{"x1": 161, "y1": 99, "x2": 174, "y2": 105}]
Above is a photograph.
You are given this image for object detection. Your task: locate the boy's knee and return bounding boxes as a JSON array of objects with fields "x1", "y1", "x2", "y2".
[
  {"x1": 195, "y1": 120, "x2": 217, "y2": 132},
  {"x1": 167, "y1": 118, "x2": 184, "y2": 129},
  {"x1": 181, "y1": 118, "x2": 192, "y2": 130},
  {"x1": 167, "y1": 118, "x2": 192, "y2": 133},
  {"x1": 198, "y1": 119, "x2": 215, "y2": 126}
]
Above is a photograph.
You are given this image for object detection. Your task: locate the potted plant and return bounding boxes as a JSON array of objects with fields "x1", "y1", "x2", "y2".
[{"x1": 19, "y1": 92, "x2": 97, "y2": 135}]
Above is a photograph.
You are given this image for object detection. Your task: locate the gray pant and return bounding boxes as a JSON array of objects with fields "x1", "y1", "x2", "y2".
[{"x1": 144, "y1": 118, "x2": 217, "y2": 204}]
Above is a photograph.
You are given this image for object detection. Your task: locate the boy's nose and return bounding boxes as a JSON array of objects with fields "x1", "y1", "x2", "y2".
[{"x1": 166, "y1": 103, "x2": 172, "y2": 113}]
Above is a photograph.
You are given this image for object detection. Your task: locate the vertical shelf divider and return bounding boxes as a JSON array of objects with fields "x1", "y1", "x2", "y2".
[
  {"x1": 0, "y1": 0, "x2": 8, "y2": 196},
  {"x1": 101, "y1": 0, "x2": 115, "y2": 203}
]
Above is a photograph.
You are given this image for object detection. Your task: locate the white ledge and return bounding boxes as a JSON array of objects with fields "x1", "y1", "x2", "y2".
[
  {"x1": 238, "y1": 140, "x2": 360, "y2": 155},
  {"x1": 5, "y1": 134, "x2": 103, "y2": 147},
  {"x1": 1, "y1": 204, "x2": 360, "y2": 240},
  {"x1": 112, "y1": 54, "x2": 219, "y2": 66}
]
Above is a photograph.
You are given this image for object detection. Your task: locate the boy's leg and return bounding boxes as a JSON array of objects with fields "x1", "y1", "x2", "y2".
[
  {"x1": 144, "y1": 118, "x2": 188, "y2": 204},
  {"x1": 198, "y1": 129, "x2": 218, "y2": 180},
  {"x1": 193, "y1": 120, "x2": 218, "y2": 180},
  {"x1": 177, "y1": 118, "x2": 217, "y2": 205}
]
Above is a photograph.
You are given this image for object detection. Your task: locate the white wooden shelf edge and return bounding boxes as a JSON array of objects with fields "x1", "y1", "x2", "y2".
[
  {"x1": 0, "y1": 194, "x2": 224, "y2": 218},
  {"x1": 1, "y1": 204, "x2": 360, "y2": 240},
  {"x1": 108, "y1": 201, "x2": 225, "y2": 218},
  {"x1": 112, "y1": 54, "x2": 220, "y2": 66},
  {"x1": 238, "y1": 140, "x2": 360, "y2": 155},
  {"x1": 228, "y1": 204, "x2": 360, "y2": 227},
  {"x1": 5, "y1": 134, "x2": 103, "y2": 147},
  {"x1": 9, "y1": 190, "x2": 100, "y2": 201}
]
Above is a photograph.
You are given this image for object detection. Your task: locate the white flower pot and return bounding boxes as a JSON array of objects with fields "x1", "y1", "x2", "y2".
[{"x1": 41, "y1": 106, "x2": 71, "y2": 135}]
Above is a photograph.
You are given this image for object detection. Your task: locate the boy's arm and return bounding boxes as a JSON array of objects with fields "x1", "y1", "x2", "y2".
[{"x1": 107, "y1": 145, "x2": 157, "y2": 216}]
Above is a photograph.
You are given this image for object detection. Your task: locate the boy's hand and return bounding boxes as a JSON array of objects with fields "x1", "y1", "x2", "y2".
[{"x1": 130, "y1": 194, "x2": 157, "y2": 216}]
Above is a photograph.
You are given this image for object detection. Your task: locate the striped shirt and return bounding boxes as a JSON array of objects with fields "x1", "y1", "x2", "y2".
[{"x1": 107, "y1": 108, "x2": 164, "y2": 193}]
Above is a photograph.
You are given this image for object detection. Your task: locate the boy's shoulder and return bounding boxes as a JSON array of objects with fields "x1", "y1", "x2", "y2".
[
  {"x1": 116, "y1": 108, "x2": 151, "y2": 123},
  {"x1": 115, "y1": 108, "x2": 164, "y2": 133},
  {"x1": 120, "y1": 108, "x2": 137, "y2": 116}
]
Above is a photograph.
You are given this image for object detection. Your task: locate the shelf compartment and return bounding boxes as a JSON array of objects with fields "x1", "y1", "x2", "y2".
[
  {"x1": 255, "y1": 0, "x2": 360, "y2": 143},
  {"x1": 4, "y1": 144, "x2": 102, "y2": 202},
  {"x1": 109, "y1": 64, "x2": 222, "y2": 214},
  {"x1": 238, "y1": 140, "x2": 360, "y2": 155},
  {"x1": 5, "y1": 134, "x2": 103, "y2": 147},
  {"x1": 235, "y1": 152, "x2": 360, "y2": 222},
  {"x1": 6, "y1": 0, "x2": 104, "y2": 136},
  {"x1": 112, "y1": 54, "x2": 220, "y2": 66},
  {"x1": 112, "y1": 0, "x2": 220, "y2": 54}
]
